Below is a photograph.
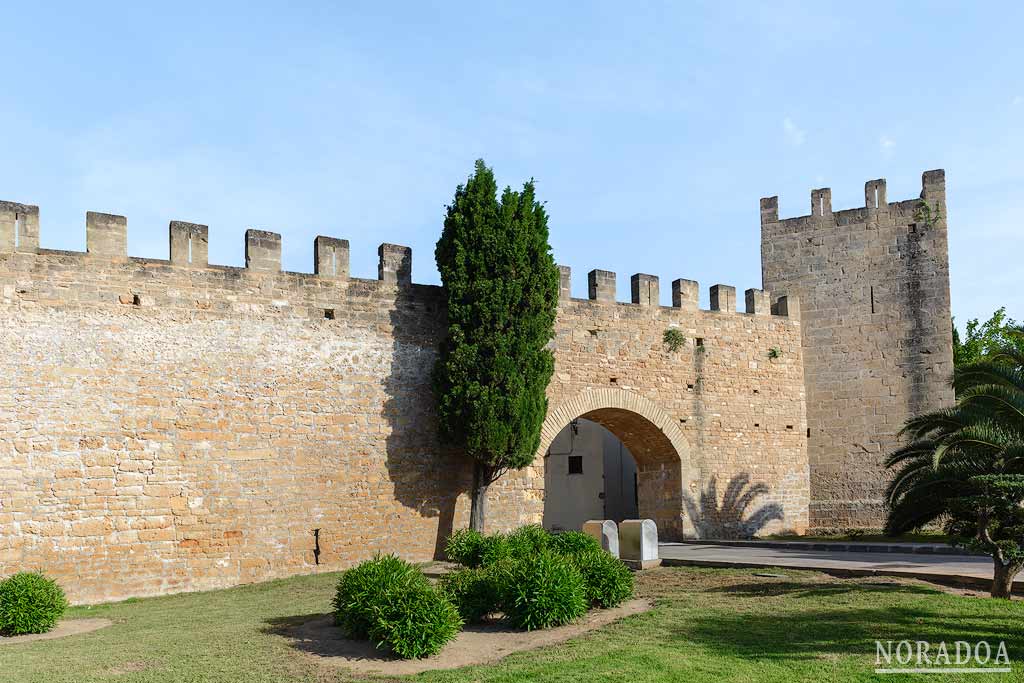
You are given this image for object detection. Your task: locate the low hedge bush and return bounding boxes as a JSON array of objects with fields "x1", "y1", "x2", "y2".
[
  {"x1": 506, "y1": 524, "x2": 551, "y2": 556},
  {"x1": 494, "y1": 551, "x2": 587, "y2": 630},
  {"x1": 368, "y1": 582, "x2": 462, "y2": 659},
  {"x1": 547, "y1": 530, "x2": 602, "y2": 556},
  {"x1": 569, "y1": 548, "x2": 634, "y2": 608},
  {"x1": 441, "y1": 525, "x2": 633, "y2": 631},
  {"x1": 0, "y1": 572, "x2": 68, "y2": 636},
  {"x1": 332, "y1": 555, "x2": 461, "y2": 658},
  {"x1": 444, "y1": 528, "x2": 486, "y2": 568},
  {"x1": 446, "y1": 530, "x2": 517, "y2": 568},
  {"x1": 478, "y1": 533, "x2": 514, "y2": 567},
  {"x1": 437, "y1": 567, "x2": 500, "y2": 623},
  {"x1": 449, "y1": 526, "x2": 607, "y2": 567}
]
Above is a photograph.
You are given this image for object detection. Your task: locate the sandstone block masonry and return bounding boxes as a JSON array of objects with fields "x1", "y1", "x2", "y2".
[
  {"x1": 0, "y1": 199, "x2": 808, "y2": 603},
  {"x1": 761, "y1": 170, "x2": 954, "y2": 531}
]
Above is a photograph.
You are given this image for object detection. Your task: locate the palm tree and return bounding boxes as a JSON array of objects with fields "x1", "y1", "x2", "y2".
[{"x1": 885, "y1": 342, "x2": 1024, "y2": 598}]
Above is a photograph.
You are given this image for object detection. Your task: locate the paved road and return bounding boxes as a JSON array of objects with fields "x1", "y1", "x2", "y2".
[{"x1": 659, "y1": 542, "x2": 1022, "y2": 590}]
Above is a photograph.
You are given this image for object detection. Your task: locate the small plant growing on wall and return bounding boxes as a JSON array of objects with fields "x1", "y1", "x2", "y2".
[
  {"x1": 768, "y1": 347, "x2": 782, "y2": 360},
  {"x1": 663, "y1": 328, "x2": 685, "y2": 353},
  {"x1": 913, "y1": 199, "x2": 942, "y2": 228}
]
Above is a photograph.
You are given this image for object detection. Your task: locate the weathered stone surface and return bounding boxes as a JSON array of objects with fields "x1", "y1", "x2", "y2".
[
  {"x1": 169, "y1": 222, "x2": 209, "y2": 267},
  {"x1": 86, "y1": 212, "x2": 127, "y2": 259},
  {"x1": 761, "y1": 170, "x2": 954, "y2": 531},
  {"x1": 540, "y1": 295, "x2": 807, "y2": 541},
  {"x1": 1, "y1": 195, "x2": 815, "y2": 604}
]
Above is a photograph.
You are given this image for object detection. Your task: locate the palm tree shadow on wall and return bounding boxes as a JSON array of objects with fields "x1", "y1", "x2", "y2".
[
  {"x1": 381, "y1": 286, "x2": 471, "y2": 560},
  {"x1": 683, "y1": 473, "x2": 784, "y2": 539}
]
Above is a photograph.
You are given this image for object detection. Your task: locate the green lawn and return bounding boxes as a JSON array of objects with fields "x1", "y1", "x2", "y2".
[{"x1": 3, "y1": 567, "x2": 1022, "y2": 682}]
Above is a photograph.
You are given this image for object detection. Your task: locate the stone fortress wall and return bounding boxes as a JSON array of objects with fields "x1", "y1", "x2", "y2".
[
  {"x1": 0, "y1": 199, "x2": 810, "y2": 603},
  {"x1": 761, "y1": 170, "x2": 954, "y2": 531}
]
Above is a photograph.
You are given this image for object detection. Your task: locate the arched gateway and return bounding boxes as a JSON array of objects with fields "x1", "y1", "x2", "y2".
[{"x1": 538, "y1": 389, "x2": 699, "y2": 539}]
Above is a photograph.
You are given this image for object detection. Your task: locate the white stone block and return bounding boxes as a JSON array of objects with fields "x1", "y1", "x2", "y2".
[
  {"x1": 619, "y1": 519, "x2": 658, "y2": 563},
  {"x1": 582, "y1": 519, "x2": 619, "y2": 558}
]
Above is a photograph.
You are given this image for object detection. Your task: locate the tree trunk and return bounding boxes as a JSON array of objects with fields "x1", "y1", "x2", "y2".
[
  {"x1": 990, "y1": 558, "x2": 1022, "y2": 599},
  {"x1": 469, "y1": 462, "x2": 492, "y2": 533}
]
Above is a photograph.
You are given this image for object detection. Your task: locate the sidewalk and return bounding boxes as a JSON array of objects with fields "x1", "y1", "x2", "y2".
[
  {"x1": 672, "y1": 538, "x2": 976, "y2": 556},
  {"x1": 658, "y1": 542, "x2": 1022, "y2": 592}
]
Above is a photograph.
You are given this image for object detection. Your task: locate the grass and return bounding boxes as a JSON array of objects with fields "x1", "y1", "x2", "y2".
[{"x1": 3, "y1": 567, "x2": 1022, "y2": 682}]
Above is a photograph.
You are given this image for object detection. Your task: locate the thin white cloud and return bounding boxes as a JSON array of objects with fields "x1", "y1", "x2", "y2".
[
  {"x1": 783, "y1": 117, "x2": 805, "y2": 146},
  {"x1": 1013, "y1": 95, "x2": 1023, "y2": 106},
  {"x1": 880, "y1": 135, "x2": 896, "y2": 159}
]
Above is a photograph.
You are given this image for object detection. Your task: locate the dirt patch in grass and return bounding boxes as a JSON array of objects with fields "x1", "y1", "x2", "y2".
[
  {"x1": 271, "y1": 599, "x2": 652, "y2": 675},
  {"x1": 0, "y1": 618, "x2": 112, "y2": 645},
  {"x1": 105, "y1": 660, "x2": 153, "y2": 675}
]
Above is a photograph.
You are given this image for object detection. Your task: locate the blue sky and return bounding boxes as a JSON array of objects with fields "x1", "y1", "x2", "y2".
[{"x1": 2, "y1": 1, "x2": 1021, "y2": 325}]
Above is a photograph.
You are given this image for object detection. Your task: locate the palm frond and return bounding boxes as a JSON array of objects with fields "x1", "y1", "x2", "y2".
[
  {"x1": 954, "y1": 361, "x2": 1024, "y2": 395},
  {"x1": 995, "y1": 443, "x2": 1024, "y2": 471},
  {"x1": 885, "y1": 356, "x2": 1024, "y2": 535},
  {"x1": 885, "y1": 470, "x2": 964, "y2": 534},
  {"x1": 884, "y1": 439, "x2": 941, "y2": 468},
  {"x1": 957, "y1": 385, "x2": 1024, "y2": 426},
  {"x1": 898, "y1": 408, "x2": 970, "y2": 441}
]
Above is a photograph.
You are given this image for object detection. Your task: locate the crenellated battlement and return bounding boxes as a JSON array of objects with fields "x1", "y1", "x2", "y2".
[
  {"x1": 169, "y1": 221, "x2": 209, "y2": 267},
  {"x1": 760, "y1": 169, "x2": 946, "y2": 239},
  {"x1": 0, "y1": 200, "x2": 40, "y2": 253},
  {"x1": 0, "y1": 200, "x2": 799, "y2": 321},
  {"x1": 558, "y1": 265, "x2": 796, "y2": 318},
  {"x1": 0, "y1": 201, "x2": 424, "y2": 289}
]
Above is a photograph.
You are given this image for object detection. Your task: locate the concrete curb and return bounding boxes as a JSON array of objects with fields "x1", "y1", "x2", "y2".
[{"x1": 664, "y1": 539, "x2": 979, "y2": 557}]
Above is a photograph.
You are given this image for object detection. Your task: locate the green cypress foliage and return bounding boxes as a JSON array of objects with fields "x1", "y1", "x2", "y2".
[{"x1": 433, "y1": 159, "x2": 560, "y2": 531}]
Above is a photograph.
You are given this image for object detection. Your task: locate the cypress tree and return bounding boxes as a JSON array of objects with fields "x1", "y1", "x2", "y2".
[{"x1": 433, "y1": 159, "x2": 560, "y2": 532}]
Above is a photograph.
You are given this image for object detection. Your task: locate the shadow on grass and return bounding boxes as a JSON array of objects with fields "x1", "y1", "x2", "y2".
[
  {"x1": 680, "y1": 608, "x2": 1020, "y2": 663},
  {"x1": 674, "y1": 582, "x2": 1023, "y2": 664},
  {"x1": 263, "y1": 613, "x2": 401, "y2": 662},
  {"x1": 705, "y1": 580, "x2": 942, "y2": 600},
  {"x1": 263, "y1": 612, "x2": 547, "y2": 662}
]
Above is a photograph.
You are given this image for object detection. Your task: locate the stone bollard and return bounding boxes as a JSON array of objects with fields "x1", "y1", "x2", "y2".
[
  {"x1": 582, "y1": 520, "x2": 619, "y2": 558},
  {"x1": 619, "y1": 519, "x2": 661, "y2": 569}
]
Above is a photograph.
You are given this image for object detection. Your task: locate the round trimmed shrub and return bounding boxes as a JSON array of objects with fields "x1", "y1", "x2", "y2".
[
  {"x1": 0, "y1": 572, "x2": 68, "y2": 636},
  {"x1": 569, "y1": 549, "x2": 634, "y2": 608},
  {"x1": 332, "y1": 554, "x2": 430, "y2": 639},
  {"x1": 444, "y1": 528, "x2": 486, "y2": 568},
  {"x1": 438, "y1": 567, "x2": 500, "y2": 623},
  {"x1": 547, "y1": 530, "x2": 602, "y2": 556},
  {"x1": 494, "y1": 551, "x2": 587, "y2": 630},
  {"x1": 368, "y1": 583, "x2": 462, "y2": 659}
]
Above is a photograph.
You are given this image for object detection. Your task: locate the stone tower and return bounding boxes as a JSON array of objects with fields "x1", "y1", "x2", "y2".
[{"x1": 760, "y1": 170, "x2": 954, "y2": 531}]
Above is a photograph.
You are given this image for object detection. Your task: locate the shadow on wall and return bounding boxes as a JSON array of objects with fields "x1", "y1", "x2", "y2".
[
  {"x1": 382, "y1": 285, "x2": 471, "y2": 560},
  {"x1": 683, "y1": 473, "x2": 784, "y2": 539}
]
